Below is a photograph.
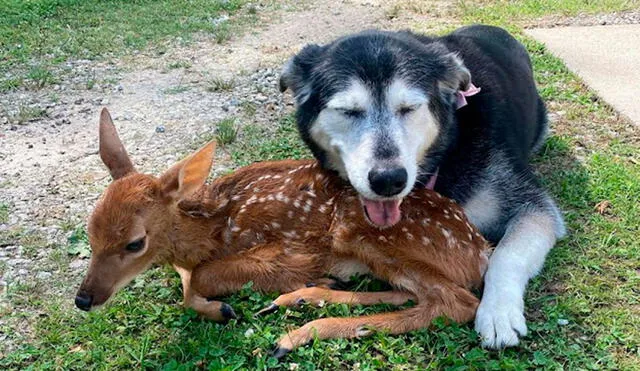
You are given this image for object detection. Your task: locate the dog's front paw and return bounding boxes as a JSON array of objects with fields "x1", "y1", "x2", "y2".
[{"x1": 474, "y1": 293, "x2": 527, "y2": 349}]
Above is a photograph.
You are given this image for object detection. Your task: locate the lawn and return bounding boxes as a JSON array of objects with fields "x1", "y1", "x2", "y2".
[
  {"x1": 1, "y1": 0, "x2": 639, "y2": 370},
  {"x1": 0, "y1": 0, "x2": 247, "y2": 92}
]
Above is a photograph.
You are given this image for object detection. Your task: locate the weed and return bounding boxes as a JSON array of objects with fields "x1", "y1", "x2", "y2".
[
  {"x1": 15, "y1": 105, "x2": 46, "y2": 124},
  {"x1": 0, "y1": 203, "x2": 8, "y2": 223},
  {"x1": 215, "y1": 118, "x2": 238, "y2": 146},
  {"x1": 66, "y1": 225, "x2": 91, "y2": 258},
  {"x1": 26, "y1": 66, "x2": 57, "y2": 89},
  {"x1": 239, "y1": 100, "x2": 257, "y2": 116},
  {"x1": 167, "y1": 60, "x2": 192, "y2": 70},
  {"x1": 163, "y1": 85, "x2": 190, "y2": 95},
  {"x1": 206, "y1": 77, "x2": 235, "y2": 92},
  {"x1": 214, "y1": 23, "x2": 232, "y2": 44}
]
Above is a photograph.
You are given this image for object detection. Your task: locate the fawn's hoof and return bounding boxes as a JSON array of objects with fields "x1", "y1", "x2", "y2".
[
  {"x1": 272, "y1": 345, "x2": 291, "y2": 359},
  {"x1": 255, "y1": 302, "x2": 279, "y2": 316},
  {"x1": 220, "y1": 303, "x2": 238, "y2": 321}
]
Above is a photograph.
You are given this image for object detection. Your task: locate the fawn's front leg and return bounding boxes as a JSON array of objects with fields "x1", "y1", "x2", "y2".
[
  {"x1": 173, "y1": 265, "x2": 237, "y2": 322},
  {"x1": 190, "y1": 242, "x2": 328, "y2": 299}
]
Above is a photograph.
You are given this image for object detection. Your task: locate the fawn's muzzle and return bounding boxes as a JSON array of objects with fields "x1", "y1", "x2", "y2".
[{"x1": 75, "y1": 292, "x2": 94, "y2": 311}]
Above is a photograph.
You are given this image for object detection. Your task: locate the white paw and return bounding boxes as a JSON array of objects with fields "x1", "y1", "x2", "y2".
[{"x1": 474, "y1": 294, "x2": 527, "y2": 349}]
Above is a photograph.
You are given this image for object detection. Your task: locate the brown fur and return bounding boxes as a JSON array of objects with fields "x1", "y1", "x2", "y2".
[{"x1": 77, "y1": 108, "x2": 491, "y2": 354}]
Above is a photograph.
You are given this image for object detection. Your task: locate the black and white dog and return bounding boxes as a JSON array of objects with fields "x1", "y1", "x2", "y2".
[{"x1": 279, "y1": 25, "x2": 566, "y2": 348}]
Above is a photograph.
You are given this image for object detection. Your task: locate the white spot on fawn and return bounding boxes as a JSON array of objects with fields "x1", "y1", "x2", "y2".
[
  {"x1": 282, "y1": 230, "x2": 299, "y2": 239},
  {"x1": 441, "y1": 228, "x2": 451, "y2": 239}
]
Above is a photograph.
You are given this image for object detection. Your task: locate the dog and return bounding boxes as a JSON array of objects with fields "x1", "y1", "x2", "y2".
[{"x1": 279, "y1": 25, "x2": 566, "y2": 348}]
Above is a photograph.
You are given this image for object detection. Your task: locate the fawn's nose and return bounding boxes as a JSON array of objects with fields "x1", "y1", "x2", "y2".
[
  {"x1": 75, "y1": 292, "x2": 93, "y2": 311},
  {"x1": 368, "y1": 167, "x2": 408, "y2": 197}
]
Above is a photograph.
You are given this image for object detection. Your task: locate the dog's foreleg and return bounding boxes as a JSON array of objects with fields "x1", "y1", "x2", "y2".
[{"x1": 475, "y1": 205, "x2": 564, "y2": 348}]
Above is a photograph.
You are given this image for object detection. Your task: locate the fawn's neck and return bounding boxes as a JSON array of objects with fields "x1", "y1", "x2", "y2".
[{"x1": 165, "y1": 200, "x2": 228, "y2": 270}]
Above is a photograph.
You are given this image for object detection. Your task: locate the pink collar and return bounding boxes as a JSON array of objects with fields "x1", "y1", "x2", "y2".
[
  {"x1": 456, "y1": 83, "x2": 481, "y2": 109},
  {"x1": 425, "y1": 168, "x2": 439, "y2": 190},
  {"x1": 424, "y1": 84, "x2": 479, "y2": 191}
]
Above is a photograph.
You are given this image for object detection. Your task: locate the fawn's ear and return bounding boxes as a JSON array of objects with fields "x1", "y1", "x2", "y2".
[
  {"x1": 99, "y1": 108, "x2": 135, "y2": 180},
  {"x1": 159, "y1": 141, "x2": 216, "y2": 201}
]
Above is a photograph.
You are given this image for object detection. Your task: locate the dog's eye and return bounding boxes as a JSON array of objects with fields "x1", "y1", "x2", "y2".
[
  {"x1": 397, "y1": 106, "x2": 416, "y2": 116},
  {"x1": 339, "y1": 108, "x2": 364, "y2": 118},
  {"x1": 125, "y1": 238, "x2": 145, "y2": 253}
]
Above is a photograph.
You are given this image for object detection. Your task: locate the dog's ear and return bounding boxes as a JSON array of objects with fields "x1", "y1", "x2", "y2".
[
  {"x1": 279, "y1": 44, "x2": 324, "y2": 104},
  {"x1": 439, "y1": 52, "x2": 471, "y2": 93}
]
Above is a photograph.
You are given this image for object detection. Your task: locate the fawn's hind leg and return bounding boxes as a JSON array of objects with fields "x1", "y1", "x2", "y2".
[
  {"x1": 173, "y1": 265, "x2": 237, "y2": 322},
  {"x1": 256, "y1": 287, "x2": 415, "y2": 315},
  {"x1": 272, "y1": 284, "x2": 479, "y2": 358}
]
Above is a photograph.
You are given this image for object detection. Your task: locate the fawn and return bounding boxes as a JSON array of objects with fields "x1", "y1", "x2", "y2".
[{"x1": 75, "y1": 108, "x2": 491, "y2": 357}]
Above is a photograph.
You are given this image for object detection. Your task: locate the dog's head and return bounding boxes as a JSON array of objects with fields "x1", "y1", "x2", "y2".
[{"x1": 280, "y1": 31, "x2": 470, "y2": 227}]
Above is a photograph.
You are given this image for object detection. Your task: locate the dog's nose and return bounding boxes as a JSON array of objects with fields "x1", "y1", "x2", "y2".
[
  {"x1": 75, "y1": 292, "x2": 93, "y2": 311},
  {"x1": 368, "y1": 167, "x2": 408, "y2": 197}
]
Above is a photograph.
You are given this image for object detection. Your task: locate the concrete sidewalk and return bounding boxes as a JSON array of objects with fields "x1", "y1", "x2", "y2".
[{"x1": 526, "y1": 24, "x2": 640, "y2": 125}]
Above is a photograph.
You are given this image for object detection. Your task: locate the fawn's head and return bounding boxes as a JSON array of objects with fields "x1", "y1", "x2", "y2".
[{"x1": 75, "y1": 108, "x2": 216, "y2": 311}]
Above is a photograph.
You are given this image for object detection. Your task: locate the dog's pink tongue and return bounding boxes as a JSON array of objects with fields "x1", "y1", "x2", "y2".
[{"x1": 362, "y1": 198, "x2": 402, "y2": 227}]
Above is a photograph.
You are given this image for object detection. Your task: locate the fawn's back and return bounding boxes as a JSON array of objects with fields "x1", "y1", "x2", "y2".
[{"x1": 184, "y1": 158, "x2": 490, "y2": 293}]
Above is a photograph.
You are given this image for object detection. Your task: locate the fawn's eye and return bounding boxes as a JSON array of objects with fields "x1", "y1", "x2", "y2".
[{"x1": 125, "y1": 238, "x2": 145, "y2": 253}]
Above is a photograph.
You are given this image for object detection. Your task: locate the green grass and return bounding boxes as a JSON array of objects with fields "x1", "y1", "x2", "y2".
[
  {"x1": 163, "y1": 85, "x2": 190, "y2": 95},
  {"x1": 0, "y1": 0, "x2": 247, "y2": 91},
  {"x1": 2, "y1": 0, "x2": 640, "y2": 369},
  {"x1": 459, "y1": 0, "x2": 638, "y2": 26},
  {"x1": 230, "y1": 114, "x2": 311, "y2": 166},
  {"x1": 13, "y1": 104, "x2": 48, "y2": 124},
  {"x1": 206, "y1": 77, "x2": 236, "y2": 92},
  {"x1": 215, "y1": 118, "x2": 239, "y2": 146},
  {"x1": 0, "y1": 203, "x2": 9, "y2": 224}
]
